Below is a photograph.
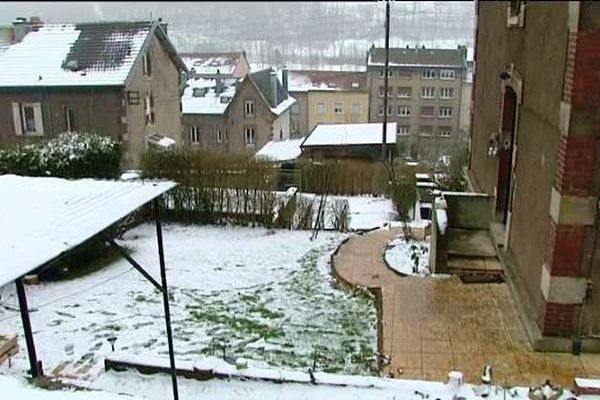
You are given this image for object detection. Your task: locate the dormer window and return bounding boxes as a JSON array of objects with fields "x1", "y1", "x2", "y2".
[
  {"x1": 220, "y1": 96, "x2": 231, "y2": 104},
  {"x1": 352, "y1": 82, "x2": 359, "y2": 88},
  {"x1": 507, "y1": 0, "x2": 526, "y2": 28}
]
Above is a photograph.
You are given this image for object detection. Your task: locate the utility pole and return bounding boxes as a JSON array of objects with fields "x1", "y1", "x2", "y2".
[{"x1": 381, "y1": 0, "x2": 390, "y2": 161}]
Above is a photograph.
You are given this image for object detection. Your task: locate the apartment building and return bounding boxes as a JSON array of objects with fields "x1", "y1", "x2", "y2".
[{"x1": 366, "y1": 45, "x2": 468, "y2": 161}]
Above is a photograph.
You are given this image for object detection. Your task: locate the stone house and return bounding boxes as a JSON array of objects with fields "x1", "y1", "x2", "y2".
[
  {"x1": 0, "y1": 18, "x2": 187, "y2": 168},
  {"x1": 181, "y1": 68, "x2": 296, "y2": 154},
  {"x1": 287, "y1": 70, "x2": 369, "y2": 138},
  {"x1": 366, "y1": 45, "x2": 469, "y2": 161},
  {"x1": 468, "y1": 1, "x2": 600, "y2": 350}
]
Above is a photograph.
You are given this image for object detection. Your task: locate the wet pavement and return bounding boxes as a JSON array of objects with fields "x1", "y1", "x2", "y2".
[{"x1": 332, "y1": 228, "x2": 600, "y2": 388}]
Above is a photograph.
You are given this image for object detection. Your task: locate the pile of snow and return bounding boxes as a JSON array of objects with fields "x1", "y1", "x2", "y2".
[
  {"x1": 384, "y1": 236, "x2": 430, "y2": 276},
  {"x1": 0, "y1": 374, "x2": 139, "y2": 400}
]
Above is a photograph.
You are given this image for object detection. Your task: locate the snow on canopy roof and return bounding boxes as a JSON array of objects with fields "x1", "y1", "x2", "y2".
[
  {"x1": 302, "y1": 123, "x2": 396, "y2": 147},
  {"x1": 255, "y1": 138, "x2": 304, "y2": 162},
  {"x1": 367, "y1": 47, "x2": 466, "y2": 68},
  {"x1": 0, "y1": 22, "x2": 153, "y2": 87},
  {"x1": 0, "y1": 175, "x2": 176, "y2": 287}
]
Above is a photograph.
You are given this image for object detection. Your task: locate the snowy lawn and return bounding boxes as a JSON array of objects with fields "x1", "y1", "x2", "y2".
[
  {"x1": 0, "y1": 224, "x2": 378, "y2": 383},
  {"x1": 384, "y1": 236, "x2": 430, "y2": 276}
]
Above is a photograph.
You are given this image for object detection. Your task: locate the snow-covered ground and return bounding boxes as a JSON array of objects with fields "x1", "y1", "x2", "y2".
[
  {"x1": 384, "y1": 236, "x2": 430, "y2": 276},
  {"x1": 299, "y1": 194, "x2": 396, "y2": 231},
  {"x1": 0, "y1": 224, "x2": 377, "y2": 384}
]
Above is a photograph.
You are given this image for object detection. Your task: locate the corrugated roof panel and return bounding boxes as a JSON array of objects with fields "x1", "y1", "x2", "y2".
[{"x1": 0, "y1": 175, "x2": 176, "y2": 286}]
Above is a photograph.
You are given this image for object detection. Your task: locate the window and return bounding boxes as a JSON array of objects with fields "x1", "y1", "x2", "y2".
[
  {"x1": 422, "y1": 69, "x2": 436, "y2": 79},
  {"x1": 216, "y1": 129, "x2": 223, "y2": 143},
  {"x1": 142, "y1": 51, "x2": 152, "y2": 77},
  {"x1": 378, "y1": 105, "x2": 384, "y2": 117},
  {"x1": 352, "y1": 103, "x2": 361, "y2": 115},
  {"x1": 190, "y1": 125, "x2": 200, "y2": 144},
  {"x1": 439, "y1": 107, "x2": 453, "y2": 118},
  {"x1": 439, "y1": 126, "x2": 452, "y2": 137},
  {"x1": 397, "y1": 106, "x2": 411, "y2": 117},
  {"x1": 379, "y1": 69, "x2": 392, "y2": 78},
  {"x1": 421, "y1": 87, "x2": 435, "y2": 99},
  {"x1": 245, "y1": 100, "x2": 255, "y2": 117},
  {"x1": 387, "y1": 105, "x2": 393, "y2": 116},
  {"x1": 317, "y1": 102, "x2": 326, "y2": 114},
  {"x1": 279, "y1": 129, "x2": 283, "y2": 140},
  {"x1": 224, "y1": 128, "x2": 229, "y2": 143},
  {"x1": 420, "y1": 106, "x2": 435, "y2": 117},
  {"x1": 440, "y1": 69, "x2": 455, "y2": 80},
  {"x1": 397, "y1": 87, "x2": 412, "y2": 98},
  {"x1": 334, "y1": 103, "x2": 343, "y2": 114},
  {"x1": 245, "y1": 127, "x2": 256, "y2": 145},
  {"x1": 291, "y1": 103, "x2": 300, "y2": 114},
  {"x1": 397, "y1": 125, "x2": 410, "y2": 136},
  {"x1": 12, "y1": 102, "x2": 44, "y2": 136},
  {"x1": 144, "y1": 92, "x2": 155, "y2": 125},
  {"x1": 379, "y1": 86, "x2": 393, "y2": 98},
  {"x1": 440, "y1": 87, "x2": 454, "y2": 99},
  {"x1": 291, "y1": 121, "x2": 298, "y2": 132},
  {"x1": 507, "y1": 0, "x2": 526, "y2": 27},
  {"x1": 64, "y1": 106, "x2": 76, "y2": 132},
  {"x1": 419, "y1": 125, "x2": 434, "y2": 136}
]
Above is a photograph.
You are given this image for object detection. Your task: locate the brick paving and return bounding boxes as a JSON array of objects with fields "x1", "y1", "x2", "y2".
[{"x1": 332, "y1": 228, "x2": 600, "y2": 387}]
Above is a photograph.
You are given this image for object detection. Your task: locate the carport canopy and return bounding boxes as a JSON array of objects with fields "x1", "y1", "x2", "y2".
[{"x1": 0, "y1": 174, "x2": 180, "y2": 400}]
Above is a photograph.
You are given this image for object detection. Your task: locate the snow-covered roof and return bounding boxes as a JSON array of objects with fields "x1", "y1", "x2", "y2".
[
  {"x1": 0, "y1": 175, "x2": 176, "y2": 287},
  {"x1": 255, "y1": 138, "x2": 304, "y2": 162},
  {"x1": 180, "y1": 51, "x2": 243, "y2": 76},
  {"x1": 147, "y1": 133, "x2": 176, "y2": 148},
  {"x1": 270, "y1": 95, "x2": 296, "y2": 116},
  {"x1": 302, "y1": 123, "x2": 396, "y2": 147},
  {"x1": 181, "y1": 77, "x2": 237, "y2": 115},
  {"x1": 0, "y1": 22, "x2": 158, "y2": 87},
  {"x1": 367, "y1": 47, "x2": 467, "y2": 69},
  {"x1": 288, "y1": 70, "x2": 367, "y2": 92}
]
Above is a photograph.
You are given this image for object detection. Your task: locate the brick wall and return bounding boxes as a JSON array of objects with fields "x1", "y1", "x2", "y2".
[
  {"x1": 539, "y1": 300, "x2": 577, "y2": 336},
  {"x1": 555, "y1": 135, "x2": 596, "y2": 196},
  {"x1": 548, "y1": 222, "x2": 585, "y2": 277}
]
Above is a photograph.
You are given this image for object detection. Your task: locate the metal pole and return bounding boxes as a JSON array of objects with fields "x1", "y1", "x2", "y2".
[
  {"x1": 154, "y1": 198, "x2": 179, "y2": 400},
  {"x1": 15, "y1": 278, "x2": 42, "y2": 378},
  {"x1": 381, "y1": 0, "x2": 391, "y2": 161}
]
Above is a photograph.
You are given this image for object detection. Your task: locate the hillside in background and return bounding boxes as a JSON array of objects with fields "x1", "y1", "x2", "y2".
[{"x1": 1, "y1": 2, "x2": 474, "y2": 70}]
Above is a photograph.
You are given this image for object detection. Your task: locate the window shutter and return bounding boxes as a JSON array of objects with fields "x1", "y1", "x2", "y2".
[{"x1": 12, "y1": 103, "x2": 22, "y2": 136}]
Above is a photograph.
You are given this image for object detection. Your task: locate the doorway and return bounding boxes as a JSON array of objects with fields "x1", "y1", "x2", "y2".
[{"x1": 495, "y1": 86, "x2": 518, "y2": 226}]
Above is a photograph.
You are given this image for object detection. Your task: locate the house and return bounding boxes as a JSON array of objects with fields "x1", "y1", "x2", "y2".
[
  {"x1": 287, "y1": 70, "x2": 369, "y2": 138},
  {"x1": 0, "y1": 18, "x2": 187, "y2": 168},
  {"x1": 181, "y1": 68, "x2": 296, "y2": 153},
  {"x1": 366, "y1": 45, "x2": 469, "y2": 161},
  {"x1": 468, "y1": 1, "x2": 600, "y2": 349},
  {"x1": 180, "y1": 51, "x2": 250, "y2": 80},
  {"x1": 300, "y1": 122, "x2": 396, "y2": 160}
]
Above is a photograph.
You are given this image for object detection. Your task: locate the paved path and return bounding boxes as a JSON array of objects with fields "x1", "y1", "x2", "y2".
[{"x1": 333, "y1": 228, "x2": 600, "y2": 387}]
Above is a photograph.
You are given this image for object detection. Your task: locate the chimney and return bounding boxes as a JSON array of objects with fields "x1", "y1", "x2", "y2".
[
  {"x1": 215, "y1": 69, "x2": 223, "y2": 94},
  {"x1": 158, "y1": 17, "x2": 168, "y2": 35},
  {"x1": 270, "y1": 69, "x2": 278, "y2": 106},
  {"x1": 12, "y1": 17, "x2": 30, "y2": 42},
  {"x1": 282, "y1": 66, "x2": 288, "y2": 100}
]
